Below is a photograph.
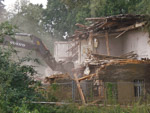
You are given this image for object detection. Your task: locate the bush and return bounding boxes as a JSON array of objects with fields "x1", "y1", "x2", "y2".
[
  {"x1": 0, "y1": 22, "x2": 40, "y2": 112},
  {"x1": 0, "y1": 48, "x2": 40, "y2": 112}
]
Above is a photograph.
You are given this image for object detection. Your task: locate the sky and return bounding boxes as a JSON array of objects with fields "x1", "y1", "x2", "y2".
[{"x1": 4, "y1": 0, "x2": 47, "y2": 10}]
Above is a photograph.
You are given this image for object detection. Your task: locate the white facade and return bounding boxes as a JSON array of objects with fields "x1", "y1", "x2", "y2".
[
  {"x1": 54, "y1": 41, "x2": 76, "y2": 61},
  {"x1": 123, "y1": 30, "x2": 150, "y2": 59},
  {"x1": 79, "y1": 30, "x2": 150, "y2": 64}
]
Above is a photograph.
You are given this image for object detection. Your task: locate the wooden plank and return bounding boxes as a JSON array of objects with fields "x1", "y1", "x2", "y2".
[
  {"x1": 75, "y1": 23, "x2": 87, "y2": 28},
  {"x1": 87, "y1": 21, "x2": 104, "y2": 30},
  {"x1": 105, "y1": 31, "x2": 110, "y2": 56},
  {"x1": 78, "y1": 73, "x2": 96, "y2": 82},
  {"x1": 85, "y1": 17, "x2": 106, "y2": 21},
  {"x1": 115, "y1": 30, "x2": 128, "y2": 38},
  {"x1": 94, "y1": 22, "x2": 107, "y2": 31},
  {"x1": 113, "y1": 22, "x2": 146, "y2": 32},
  {"x1": 92, "y1": 54, "x2": 125, "y2": 59},
  {"x1": 73, "y1": 74, "x2": 86, "y2": 105},
  {"x1": 92, "y1": 32, "x2": 121, "y2": 38}
]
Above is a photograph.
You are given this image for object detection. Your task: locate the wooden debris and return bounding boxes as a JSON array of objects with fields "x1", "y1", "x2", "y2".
[
  {"x1": 69, "y1": 14, "x2": 147, "y2": 40},
  {"x1": 78, "y1": 73, "x2": 96, "y2": 82},
  {"x1": 113, "y1": 22, "x2": 146, "y2": 32},
  {"x1": 78, "y1": 59, "x2": 150, "y2": 81},
  {"x1": 44, "y1": 73, "x2": 71, "y2": 84},
  {"x1": 73, "y1": 74, "x2": 86, "y2": 105},
  {"x1": 91, "y1": 54, "x2": 125, "y2": 60},
  {"x1": 76, "y1": 23, "x2": 87, "y2": 28},
  {"x1": 120, "y1": 51, "x2": 138, "y2": 59},
  {"x1": 115, "y1": 30, "x2": 128, "y2": 38},
  {"x1": 90, "y1": 98, "x2": 104, "y2": 104},
  {"x1": 85, "y1": 17, "x2": 106, "y2": 21}
]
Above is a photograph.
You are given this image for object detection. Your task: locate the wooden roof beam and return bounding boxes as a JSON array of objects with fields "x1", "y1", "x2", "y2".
[
  {"x1": 113, "y1": 21, "x2": 146, "y2": 32},
  {"x1": 85, "y1": 17, "x2": 106, "y2": 21},
  {"x1": 75, "y1": 23, "x2": 87, "y2": 28}
]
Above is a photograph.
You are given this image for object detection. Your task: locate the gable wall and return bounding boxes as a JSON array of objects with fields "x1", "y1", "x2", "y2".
[{"x1": 123, "y1": 30, "x2": 150, "y2": 59}]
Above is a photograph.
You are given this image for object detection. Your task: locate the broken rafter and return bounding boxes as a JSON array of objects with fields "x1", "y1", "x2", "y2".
[
  {"x1": 93, "y1": 21, "x2": 108, "y2": 32},
  {"x1": 86, "y1": 17, "x2": 106, "y2": 21},
  {"x1": 113, "y1": 21, "x2": 146, "y2": 32},
  {"x1": 78, "y1": 73, "x2": 96, "y2": 82},
  {"x1": 92, "y1": 32, "x2": 121, "y2": 38},
  {"x1": 87, "y1": 21, "x2": 103, "y2": 30},
  {"x1": 70, "y1": 14, "x2": 147, "y2": 41},
  {"x1": 91, "y1": 54, "x2": 125, "y2": 60},
  {"x1": 74, "y1": 74, "x2": 86, "y2": 105},
  {"x1": 120, "y1": 51, "x2": 138, "y2": 59},
  {"x1": 75, "y1": 30, "x2": 83, "y2": 35},
  {"x1": 75, "y1": 23, "x2": 87, "y2": 28},
  {"x1": 115, "y1": 30, "x2": 128, "y2": 38},
  {"x1": 86, "y1": 20, "x2": 107, "y2": 32}
]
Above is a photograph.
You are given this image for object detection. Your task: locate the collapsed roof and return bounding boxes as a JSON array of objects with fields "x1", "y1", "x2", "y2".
[
  {"x1": 80, "y1": 54, "x2": 150, "y2": 82},
  {"x1": 71, "y1": 14, "x2": 148, "y2": 40},
  {"x1": 70, "y1": 14, "x2": 150, "y2": 82}
]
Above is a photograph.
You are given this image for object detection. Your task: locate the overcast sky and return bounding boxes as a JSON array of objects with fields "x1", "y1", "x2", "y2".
[{"x1": 4, "y1": 0, "x2": 47, "y2": 10}]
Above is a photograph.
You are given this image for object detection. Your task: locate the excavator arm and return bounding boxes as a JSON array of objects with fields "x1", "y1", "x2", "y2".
[{"x1": 2, "y1": 33, "x2": 66, "y2": 72}]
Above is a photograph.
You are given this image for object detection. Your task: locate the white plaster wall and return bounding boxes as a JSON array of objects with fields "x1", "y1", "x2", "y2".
[
  {"x1": 96, "y1": 36, "x2": 123, "y2": 56},
  {"x1": 80, "y1": 36, "x2": 123, "y2": 64},
  {"x1": 123, "y1": 30, "x2": 150, "y2": 59},
  {"x1": 80, "y1": 39, "x2": 88, "y2": 63},
  {"x1": 79, "y1": 30, "x2": 150, "y2": 64},
  {"x1": 96, "y1": 37, "x2": 107, "y2": 55},
  {"x1": 54, "y1": 41, "x2": 75, "y2": 61}
]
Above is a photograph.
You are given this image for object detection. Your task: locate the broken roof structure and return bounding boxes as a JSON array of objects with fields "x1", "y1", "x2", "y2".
[
  {"x1": 71, "y1": 14, "x2": 147, "y2": 40},
  {"x1": 69, "y1": 14, "x2": 150, "y2": 82}
]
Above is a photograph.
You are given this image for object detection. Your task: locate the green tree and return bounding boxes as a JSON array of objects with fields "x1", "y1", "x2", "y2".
[
  {"x1": 11, "y1": 0, "x2": 44, "y2": 36},
  {"x1": 0, "y1": 22, "x2": 39, "y2": 112},
  {"x1": 0, "y1": 0, "x2": 6, "y2": 22},
  {"x1": 43, "y1": 0, "x2": 70, "y2": 38},
  {"x1": 135, "y1": 0, "x2": 150, "y2": 14},
  {"x1": 43, "y1": 0, "x2": 91, "y2": 39}
]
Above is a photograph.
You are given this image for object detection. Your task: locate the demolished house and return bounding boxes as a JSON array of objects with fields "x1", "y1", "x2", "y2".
[{"x1": 68, "y1": 14, "x2": 150, "y2": 104}]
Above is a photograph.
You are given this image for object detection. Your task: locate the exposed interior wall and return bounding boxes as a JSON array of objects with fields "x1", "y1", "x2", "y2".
[
  {"x1": 96, "y1": 36, "x2": 123, "y2": 56},
  {"x1": 78, "y1": 30, "x2": 150, "y2": 64},
  {"x1": 80, "y1": 35, "x2": 123, "y2": 64},
  {"x1": 123, "y1": 30, "x2": 150, "y2": 59},
  {"x1": 80, "y1": 39, "x2": 88, "y2": 64},
  {"x1": 95, "y1": 30, "x2": 150, "y2": 59}
]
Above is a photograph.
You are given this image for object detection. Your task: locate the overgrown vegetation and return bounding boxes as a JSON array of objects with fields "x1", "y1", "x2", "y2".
[
  {"x1": 0, "y1": 22, "x2": 39, "y2": 112},
  {"x1": 11, "y1": 103, "x2": 150, "y2": 113}
]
